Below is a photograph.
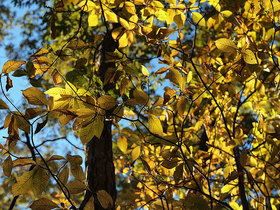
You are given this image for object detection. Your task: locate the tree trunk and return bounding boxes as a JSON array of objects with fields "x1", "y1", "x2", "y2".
[{"x1": 80, "y1": 29, "x2": 118, "y2": 209}]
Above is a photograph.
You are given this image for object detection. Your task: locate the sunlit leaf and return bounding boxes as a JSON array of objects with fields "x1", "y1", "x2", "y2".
[
  {"x1": 192, "y1": 12, "x2": 206, "y2": 27},
  {"x1": 131, "y1": 146, "x2": 141, "y2": 162},
  {"x1": 243, "y1": 49, "x2": 258, "y2": 64},
  {"x1": 117, "y1": 135, "x2": 127, "y2": 153},
  {"x1": 148, "y1": 114, "x2": 163, "y2": 135},
  {"x1": 2, "y1": 60, "x2": 26, "y2": 74},
  {"x1": 215, "y1": 38, "x2": 238, "y2": 53},
  {"x1": 22, "y1": 87, "x2": 48, "y2": 105}
]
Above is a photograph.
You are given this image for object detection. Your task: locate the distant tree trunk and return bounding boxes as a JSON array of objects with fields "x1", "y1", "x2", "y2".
[{"x1": 80, "y1": 29, "x2": 118, "y2": 209}]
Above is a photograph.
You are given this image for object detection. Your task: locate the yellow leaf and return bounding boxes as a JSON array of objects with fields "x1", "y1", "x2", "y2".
[
  {"x1": 133, "y1": 90, "x2": 150, "y2": 106},
  {"x1": 152, "y1": 97, "x2": 164, "y2": 108},
  {"x1": 124, "y1": 1, "x2": 136, "y2": 14},
  {"x1": 31, "y1": 48, "x2": 49, "y2": 57},
  {"x1": 3, "y1": 156, "x2": 13, "y2": 176},
  {"x1": 119, "y1": 18, "x2": 130, "y2": 30},
  {"x1": 66, "y1": 179, "x2": 89, "y2": 194},
  {"x1": 104, "y1": 10, "x2": 118, "y2": 23},
  {"x1": 186, "y1": 71, "x2": 193, "y2": 83},
  {"x1": 148, "y1": 114, "x2": 163, "y2": 134},
  {"x1": 12, "y1": 167, "x2": 49, "y2": 196},
  {"x1": 78, "y1": 0, "x2": 95, "y2": 12},
  {"x1": 165, "y1": 69, "x2": 186, "y2": 91},
  {"x1": 177, "y1": 96, "x2": 187, "y2": 116},
  {"x1": 220, "y1": 10, "x2": 233, "y2": 18},
  {"x1": 117, "y1": 135, "x2": 127, "y2": 153},
  {"x1": 30, "y1": 198, "x2": 59, "y2": 210},
  {"x1": 166, "y1": 8, "x2": 175, "y2": 25},
  {"x1": 0, "y1": 99, "x2": 9, "y2": 109},
  {"x1": 131, "y1": 146, "x2": 141, "y2": 162},
  {"x1": 221, "y1": 184, "x2": 235, "y2": 194},
  {"x1": 215, "y1": 38, "x2": 238, "y2": 53},
  {"x1": 80, "y1": 115, "x2": 104, "y2": 144},
  {"x1": 243, "y1": 49, "x2": 258, "y2": 64},
  {"x1": 57, "y1": 166, "x2": 69, "y2": 186},
  {"x1": 88, "y1": 13, "x2": 99, "y2": 27},
  {"x1": 97, "y1": 95, "x2": 118, "y2": 110},
  {"x1": 84, "y1": 196, "x2": 95, "y2": 210},
  {"x1": 13, "y1": 158, "x2": 36, "y2": 167},
  {"x1": 32, "y1": 56, "x2": 52, "y2": 65},
  {"x1": 192, "y1": 12, "x2": 206, "y2": 27},
  {"x1": 32, "y1": 64, "x2": 51, "y2": 77},
  {"x1": 22, "y1": 87, "x2": 48, "y2": 105},
  {"x1": 118, "y1": 32, "x2": 128, "y2": 48},
  {"x1": 141, "y1": 65, "x2": 149, "y2": 76},
  {"x1": 2, "y1": 60, "x2": 26, "y2": 74},
  {"x1": 52, "y1": 72, "x2": 62, "y2": 85},
  {"x1": 97, "y1": 190, "x2": 113, "y2": 209}
]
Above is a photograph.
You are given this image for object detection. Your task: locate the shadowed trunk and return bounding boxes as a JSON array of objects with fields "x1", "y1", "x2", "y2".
[{"x1": 80, "y1": 28, "x2": 118, "y2": 209}]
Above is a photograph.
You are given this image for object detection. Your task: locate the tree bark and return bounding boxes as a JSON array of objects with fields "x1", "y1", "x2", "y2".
[{"x1": 80, "y1": 29, "x2": 118, "y2": 209}]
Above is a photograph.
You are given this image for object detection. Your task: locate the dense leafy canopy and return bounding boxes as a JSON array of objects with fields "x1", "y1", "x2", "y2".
[{"x1": 0, "y1": 0, "x2": 280, "y2": 209}]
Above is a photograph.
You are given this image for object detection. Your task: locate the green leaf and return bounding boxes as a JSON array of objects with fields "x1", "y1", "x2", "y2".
[
  {"x1": 12, "y1": 69, "x2": 28, "y2": 77},
  {"x1": 66, "y1": 70, "x2": 87, "y2": 87}
]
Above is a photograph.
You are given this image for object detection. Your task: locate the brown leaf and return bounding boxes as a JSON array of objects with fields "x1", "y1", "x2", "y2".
[
  {"x1": 35, "y1": 117, "x2": 48, "y2": 134},
  {"x1": 6, "y1": 75, "x2": 13, "y2": 91},
  {"x1": 30, "y1": 198, "x2": 58, "y2": 210},
  {"x1": 3, "y1": 156, "x2": 13, "y2": 176},
  {"x1": 2, "y1": 60, "x2": 26, "y2": 74},
  {"x1": 97, "y1": 190, "x2": 113, "y2": 209}
]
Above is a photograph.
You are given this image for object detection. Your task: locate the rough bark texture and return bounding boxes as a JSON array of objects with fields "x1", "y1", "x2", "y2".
[{"x1": 80, "y1": 29, "x2": 118, "y2": 209}]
